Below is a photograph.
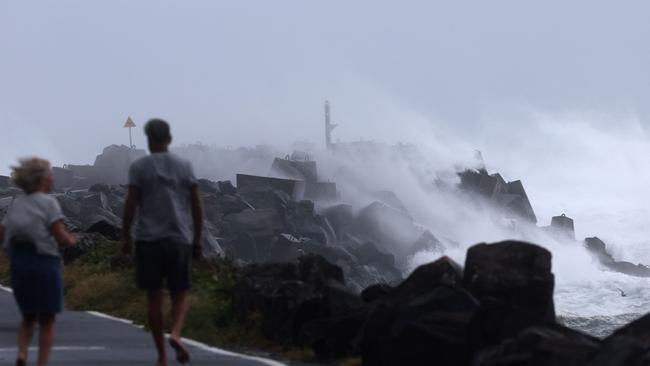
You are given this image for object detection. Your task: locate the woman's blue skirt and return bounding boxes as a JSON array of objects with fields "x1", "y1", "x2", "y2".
[{"x1": 10, "y1": 244, "x2": 63, "y2": 314}]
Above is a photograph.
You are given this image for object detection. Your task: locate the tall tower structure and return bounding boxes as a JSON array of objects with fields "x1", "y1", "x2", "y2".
[{"x1": 324, "y1": 100, "x2": 338, "y2": 150}]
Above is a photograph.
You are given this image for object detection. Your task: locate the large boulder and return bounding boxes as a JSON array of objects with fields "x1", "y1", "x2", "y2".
[
  {"x1": 224, "y1": 208, "x2": 284, "y2": 238},
  {"x1": 586, "y1": 312, "x2": 650, "y2": 365},
  {"x1": 584, "y1": 237, "x2": 650, "y2": 277},
  {"x1": 408, "y1": 230, "x2": 444, "y2": 257},
  {"x1": 351, "y1": 201, "x2": 420, "y2": 264},
  {"x1": 232, "y1": 255, "x2": 363, "y2": 347},
  {"x1": 320, "y1": 204, "x2": 353, "y2": 240},
  {"x1": 78, "y1": 192, "x2": 122, "y2": 231},
  {"x1": 464, "y1": 241, "x2": 556, "y2": 351},
  {"x1": 360, "y1": 285, "x2": 478, "y2": 366},
  {"x1": 474, "y1": 324, "x2": 601, "y2": 366},
  {"x1": 285, "y1": 200, "x2": 331, "y2": 244},
  {"x1": 359, "y1": 257, "x2": 478, "y2": 366}
]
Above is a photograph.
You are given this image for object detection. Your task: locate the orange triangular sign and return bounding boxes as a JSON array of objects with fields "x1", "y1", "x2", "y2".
[{"x1": 123, "y1": 116, "x2": 136, "y2": 128}]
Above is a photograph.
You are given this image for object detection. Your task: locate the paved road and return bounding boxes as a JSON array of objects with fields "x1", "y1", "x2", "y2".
[{"x1": 0, "y1": 288, "x2": 285, "y2": 366}]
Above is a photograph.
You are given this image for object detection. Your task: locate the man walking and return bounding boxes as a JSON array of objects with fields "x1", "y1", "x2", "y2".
[{"x1": 122, "y1": 119, "x2": 203, "y2": 366}]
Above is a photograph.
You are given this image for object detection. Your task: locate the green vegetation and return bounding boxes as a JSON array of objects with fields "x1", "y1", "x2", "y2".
[
  {"x1": 0, "y1": 238, "x2": 268, "y2": 351},
  {"x1": 0, "y1": 237, "x2": 364, "y2": 365}
]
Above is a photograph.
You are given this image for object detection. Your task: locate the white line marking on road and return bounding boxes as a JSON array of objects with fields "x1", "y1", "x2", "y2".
[
  {"x1": 84, "y1": 311, "x2": 287, "y2": 366},
  {"x1": 2, "y1": 285, "x2": 287, "y2": 365},
  {"x1": 0, "y1": 285, "x2": 13, "y2": 293},
  {"x1": 86, "y1": 311, "x2": 144, "y2": 329}
]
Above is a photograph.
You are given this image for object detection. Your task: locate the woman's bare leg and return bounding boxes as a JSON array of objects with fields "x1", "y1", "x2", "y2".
[
  {"x1": 36, "y1": 313, "x2": 55, "y2": 366},
  {"x1": 17, "y1": 313, "x2": 36, "y2": 363}
]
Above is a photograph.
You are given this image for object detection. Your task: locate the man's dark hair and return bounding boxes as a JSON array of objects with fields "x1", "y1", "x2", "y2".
[{"x1": 144, "y1": 118, "x2": 172, "y2": 144}]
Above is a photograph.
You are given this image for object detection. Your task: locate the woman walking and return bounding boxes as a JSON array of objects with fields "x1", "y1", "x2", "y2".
[{"x1": 0, "y1": 158, "x2": 78, "y2": 366}]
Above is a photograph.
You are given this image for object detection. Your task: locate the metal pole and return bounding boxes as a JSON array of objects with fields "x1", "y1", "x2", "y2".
[{"x1": 129, "y1": 127, "x2": 133, "y2": 148}]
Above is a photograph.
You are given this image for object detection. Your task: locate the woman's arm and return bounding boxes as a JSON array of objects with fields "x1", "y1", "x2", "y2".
[{"x1": 51, "y1": 220, "x2": 78, "y2": 247}]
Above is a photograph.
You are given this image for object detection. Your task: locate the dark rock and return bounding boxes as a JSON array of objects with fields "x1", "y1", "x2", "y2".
[
  {"x1": 392, "y1": 256, "x2": 463, "y2": 301},
  {"x1": 85, "y1": 220, "x2": 121, "y2": 240},
  {"x1": 88, "y1": 183, "x2": 112, "y2": 196},
  {"x1": 352, "y1": 201, "x2": 419, "y2": 263},
  {"x1": 314, "y1": 214, "x2": 337, "y2": 244},
  {"x1": 202, "y1": 228, "x2": 225, "y2": 258},
  {"x1": 300, "y1": 309, "x2": 369, "y2": 359},
  {"x1": 197, "y1": 179, "x2": 219, "y2": 194},
  {"x1": 586, "y1": 312, "x2": 650, "y2": 365},
  {"x1": 504, "y1": 180, "x2": 537, "y2": 223},
  {"x1": 285, "y1": 200, "x2": 330, "y2": 244},
  {"x1": 464, "y1": 241, "x2": 555, "y2": 351},
  {"x1": 584, "y1": 237, "x2": 650, "y2": 278},
  {"x1": 230, "y1": 232, "x2": 261, "y2": 262},
  {"x1": 80, "y1": 192, "x2": 110, "y2": 211},
  {"x1": 201, "y1": 194, "x2": 223, "y2": 224},
  {"x1": 237, "y1": 174, "x2": 298, "y2": 198},
  {"x1": 360, "y1": 284, "x2": 479, "y2": 366},
  {"x1": 298, "y1": 254, "x2": 345, "y2": 285},
  {"x1": 361, "y1": 283, "x2": 392, "y2": 303},
  {"x1": 268, "y1": 234, "x2": 302, "y2": 262},
  {"x1": 217, "y1": 180, "x2": 237, "y2": 195},
  {"x1": 409, "y1": 230, "x2": 444, "y2": 256},
  {"x1": 350, "y1": 242, "x2": 395, "y2": 268},
  {"x1": 55, "y1": 194, "x2": 82, "y2": 218},
  {"x1": 458, "y1": 169, "x2": 537, "y2": 224},
  {"x1": 224, "y1": 208, "x2": 284, "y2": 238},
  {"x1": 321, "y1": 204, "x2": 353, "y2": 239},
  {"x1": 298, "y1": 239, "x2": 356, "y2": 264},
  {"x1": 232, "y1": 254, "x2": 359, "y2": 347},
  {"x1": 218, "y1": 194, "x2": 252, "y2": 215},
  {"x1": 474, "y1": 324, "x2": 601, "y2": 366}
]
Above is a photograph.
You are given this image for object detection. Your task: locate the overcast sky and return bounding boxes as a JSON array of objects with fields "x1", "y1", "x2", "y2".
[{"x1": 1, "y1": 0, "x2": 649, "y2": 171}]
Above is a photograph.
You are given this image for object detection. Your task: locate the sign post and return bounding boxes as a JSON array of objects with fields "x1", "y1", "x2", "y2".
[{"x1": 124, "y1": 116, "x2": 136, "y2": 148}]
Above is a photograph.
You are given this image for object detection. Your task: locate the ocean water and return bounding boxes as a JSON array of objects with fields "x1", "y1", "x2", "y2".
[{"x1": 319, "y1": 109, "x2": 650, "y2": 339}]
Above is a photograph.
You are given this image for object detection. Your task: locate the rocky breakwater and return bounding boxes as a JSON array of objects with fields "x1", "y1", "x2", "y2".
[{"x1": 231, "y1": 240, "x2": 650, "y2": 365}]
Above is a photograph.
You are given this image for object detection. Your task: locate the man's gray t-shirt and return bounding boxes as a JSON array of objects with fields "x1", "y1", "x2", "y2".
[
  {"x1": 129, "y1": 152, "x2": 198, "y2": 245},
  {"x1": 1, "y1": 192, "x2": 64, "y2": 257}
]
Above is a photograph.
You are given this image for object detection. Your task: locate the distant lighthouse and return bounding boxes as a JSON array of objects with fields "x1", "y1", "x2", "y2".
[{"x1": 324, "y1": 100, "x2": 338, "y2": 150}]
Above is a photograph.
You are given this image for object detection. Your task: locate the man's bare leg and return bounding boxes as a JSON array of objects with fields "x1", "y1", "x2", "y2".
[
  {"x1": 36, "y1": 313, "x2": 55, "y2": 366},
  {"x1": 147, "y1": 290, "x2": 166, "y2": 366},
  {"x1": 168, "y1": 290, "x2": 190, "y2": 363},
  {"x1": 17, "y1": 313, "x2": 36, "y2": 364}
]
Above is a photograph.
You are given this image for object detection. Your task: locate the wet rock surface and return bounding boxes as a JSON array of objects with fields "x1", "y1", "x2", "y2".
[
  {"x1": 4, "y1": 146, "x2": 648, "y2": 365},
  {"x1": 585, "y1": 237, "x2": 650, "y2": 278}
]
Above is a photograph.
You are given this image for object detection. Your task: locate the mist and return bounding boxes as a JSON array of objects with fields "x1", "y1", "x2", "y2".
[{"x1": 3, "y1": 0, "x2": 650, "y2": 330}]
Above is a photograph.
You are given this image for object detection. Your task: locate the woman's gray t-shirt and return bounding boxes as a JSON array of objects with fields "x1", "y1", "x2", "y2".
[
  {"x1": 128, "y1": 152, "x2": 198, "y2": 245},
  {"x1": 1, "y1": 192, "x2": 64, "y2": 257}
]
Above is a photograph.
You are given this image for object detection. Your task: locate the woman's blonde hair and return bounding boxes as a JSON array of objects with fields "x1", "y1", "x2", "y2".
[{"x1": 11, "y1": 157, "x2": 51, "y2": 194}]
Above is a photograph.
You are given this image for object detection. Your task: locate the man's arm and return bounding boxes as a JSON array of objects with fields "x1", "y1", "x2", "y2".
[
  {"x1": 122, "y1": 185, "x2": 140, "y2": 255},
  {"x1": 190, "y1": 185, "x2": 204, "y2": 259}
]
